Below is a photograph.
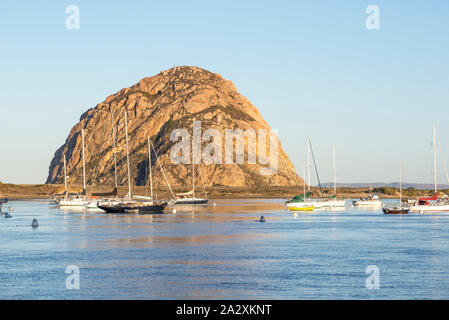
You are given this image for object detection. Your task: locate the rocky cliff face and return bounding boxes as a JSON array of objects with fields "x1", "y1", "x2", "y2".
[{"x1": 46, "y1": 66, "x2": 303, "y2": 188}]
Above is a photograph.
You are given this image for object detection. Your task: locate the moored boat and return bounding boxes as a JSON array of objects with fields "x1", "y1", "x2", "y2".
[
  {"x1": 383, "y1": 162, "x2": 409, "y2": 215},
  {"x1": 383, "y1": 207, "x2": 410, "y2": 214},
  {"x1": 353, "y1": 195, "x2": 383, "y2": 207},
  {"x1": 409, "y1": 124, "x2": 449, "y2": 213},
  {"x1": 123, "y1": 202, "x2": 167, "y2": 213}
]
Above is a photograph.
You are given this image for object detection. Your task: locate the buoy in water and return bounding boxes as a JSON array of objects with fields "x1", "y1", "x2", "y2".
[
  {"x1": 172, "y1": 209, "x2": 176, "y2": 213},
  {"x1": 31, "y1": 219, "x2": 39, "y2": 228},
  {"x1": 259, "y1": 216, "x2": 265, "y2": 223},
  {"x1": 213, "y1": 203, "x2": 216, "y2": 206}
]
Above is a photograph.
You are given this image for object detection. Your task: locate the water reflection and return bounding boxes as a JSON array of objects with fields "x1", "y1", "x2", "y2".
[{"x1": 3, "y1": 198, "x2": 449, "y2": 299}]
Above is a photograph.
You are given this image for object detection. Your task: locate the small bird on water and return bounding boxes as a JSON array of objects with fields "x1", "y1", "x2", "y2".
[
  {"x1": 31, "y1": 219, "x2": 39, "y2": 228},
  {"x1": 259, "y1": 216, "x2": 265, "y2": 223}
]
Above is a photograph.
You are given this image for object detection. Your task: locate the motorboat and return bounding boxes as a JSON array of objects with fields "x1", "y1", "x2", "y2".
[{"x1": 352, "y1": 194, "x2": 383, "y2": 207}]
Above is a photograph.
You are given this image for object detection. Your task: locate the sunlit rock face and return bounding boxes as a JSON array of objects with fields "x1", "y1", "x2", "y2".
[{"x1": 46, "y1": 66, "x2": 303, "y2": 188}]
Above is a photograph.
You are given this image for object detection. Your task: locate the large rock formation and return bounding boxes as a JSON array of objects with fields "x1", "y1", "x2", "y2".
[{"x1": 46, "y1": 66, "x2": 303, "y2": 188}]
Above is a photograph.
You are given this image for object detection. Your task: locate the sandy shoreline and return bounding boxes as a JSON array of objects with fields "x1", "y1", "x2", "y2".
[{"x1": 0, "y1": 183, "x2": 441, "y2": 201}]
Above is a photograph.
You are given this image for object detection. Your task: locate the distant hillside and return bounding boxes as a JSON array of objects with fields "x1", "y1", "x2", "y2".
[{"x1": 320, "y1": 182, "x2": 449, "y2": 190}]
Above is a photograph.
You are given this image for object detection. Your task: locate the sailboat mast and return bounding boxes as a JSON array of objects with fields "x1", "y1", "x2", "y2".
[
  {"x1": 400, "y1": 161, "x2": 402, "y2": 205},
  {"x1": 81, "y1": 129, "x2": 86, "y2": 194},
  {"x1": 307, "y1": 137, "x2": 311, "y2": 192},
  {"x1": 111, "y1": 112, "x2": 118, "y2": 189},
  {"x1": 63, "y1": 154, "x2": 67, "y2": 198},
  {"x1": 333, "y1": 144, "x2": 336, "y2": 195},
  {"x1": 192, "y1": 156, "x2": 195, "y2": 199},
  {"x1": 303, "y1": 160, "x2": 306, "y2": 198},
  {"x1": 148, "y1": 137, "x2": 153, "y2": 200},
  {"x1": 433, "y1": 123, "x2": 437, "y2": 194},
  {"x1": 124, "y1": 110, "x2": 132, "y2": 198}
]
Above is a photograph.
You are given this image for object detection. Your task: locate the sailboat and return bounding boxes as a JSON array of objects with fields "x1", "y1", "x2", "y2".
[
  {"x1": 286, "y1": 160, "x2": 314, "y2": 211},
  {"x1": 383, "y1": 162, "x2": 409, "y2": 214},
  {"x1": 98, "y1": 111, "x2": 170, "y2": 213},
  {"x1": 286, "y1": 137, "x2": 337, "y2": 210},
  {"x1": 121, "y1": 138, "x2": 169, "y2": 213},
  {"x1": 172, "y1": 154, "x2": 208, "y2": 205},
  {"x1": 58, "y1": 130, "x2": 89, "y2": 207},
  {"x1": 410, "y1": 123, "x2": 449, "y2": 213},
  {"x1": 316, "y1": 144, "x2": 346, "y2": 209}
]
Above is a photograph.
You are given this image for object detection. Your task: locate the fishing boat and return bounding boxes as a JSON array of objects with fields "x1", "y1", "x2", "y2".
[
  {"x1": 383, "y1": 162, "x2": 410, "y2": 214},
  {"x1": 410, "y1": 124, "x2": 449, "y2": 213},
  {"x1": 352, "y1": 194, "x2": 383, "y2": 207}
]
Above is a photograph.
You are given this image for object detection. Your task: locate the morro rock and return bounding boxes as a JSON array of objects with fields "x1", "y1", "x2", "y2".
[{"x1": 46, "y1": 66, "x2": 303, "y2": 188}]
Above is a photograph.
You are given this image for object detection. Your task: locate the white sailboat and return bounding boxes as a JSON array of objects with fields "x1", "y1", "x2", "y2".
[
  {"x1": 173, "y1": 145, "x2": 208, "y2": 205},
  {"x1": 287, "y1": 138, "x2": 344, "y2": 210},
  {"x1": 410, "y1": 123, "x2": 449, "y2": 213},
  {"x1": 316, "y1": 144, "x2": 346, "y2": 209},
  {"x1": 59, "y1": 130, "x2": 88, "y2": 207}
]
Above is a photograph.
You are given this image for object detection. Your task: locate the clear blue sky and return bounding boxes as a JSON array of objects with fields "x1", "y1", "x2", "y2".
[{"x1": 1, "y1": 0, "x2": 448, "y2": 185}]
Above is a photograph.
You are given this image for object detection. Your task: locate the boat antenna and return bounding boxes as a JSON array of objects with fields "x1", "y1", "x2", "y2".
[{"x1": 308, "y1": 138, "x2": 322, "y2": 195}]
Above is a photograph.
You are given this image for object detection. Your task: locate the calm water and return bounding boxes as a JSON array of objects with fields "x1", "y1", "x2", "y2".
[{"x1": 1, "y1": 198, "x2": 449, "y2": 300}]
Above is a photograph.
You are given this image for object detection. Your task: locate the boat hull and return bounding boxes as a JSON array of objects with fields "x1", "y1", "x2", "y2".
[
  {"x1": 97, "y1": 204, "x2": 125, "y2": 213},
  {"x1": 173, "y1": 199, "x2": 208, "y2": 205},
  {"x1": 58, "y1": 199, "x2": 86, "y2": 207},
  {"x1": 383, "y1": 208, "x2": 410, "y2": 214},
  {"x1": 287, "y1": 205, "x2": 314, "y2": 211},
  {"x1": 352, "y1": 200, "x2": 383, "y2": 207},
  {"x1": 124, "y1": 203, "x2": 167, "y2": 213}
]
